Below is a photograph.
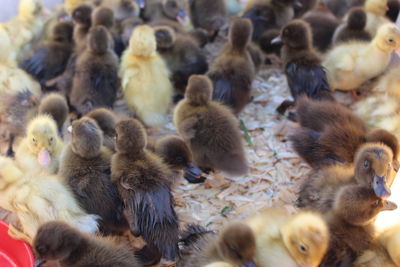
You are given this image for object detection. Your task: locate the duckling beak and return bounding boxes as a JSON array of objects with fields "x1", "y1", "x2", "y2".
[
  {"x1": 382, "y1": 200, "x2": 397, "y2": 211},
  {"x1": 38, "y1": 149, "x2": 51, "y2": 167},
  {"x1": 271, "y1": 36, "x2": 283, "y2": 45},
  {"x1": 177, "y1": 8, "x2": 188, "y2": 25},
  {"x1": 293, "y1": 0, "x2": 303, "y2": 9},
  {"x1": 184, "y1": 163, "x2": 207, "y2": 184},
  {"x1": 373, "y1": 176, "x2": 391, "y2": 199},
  {"x1": 135, "y1": 0, "x2": 145, "y2": 8},
  {"x1": 242, "y1": 260, "x2": 256, "y2": 267}
]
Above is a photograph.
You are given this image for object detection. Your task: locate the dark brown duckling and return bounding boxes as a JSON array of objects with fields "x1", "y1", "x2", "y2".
[
  {"x1": 188, "y1": 0, "x2": 227, "y2": 39},
  {"x1": 208, "y1": 18, "x2": 256, "y2": 115},
  {"x1": 302, "y1": 6, "x2": 340, "y2": 52},
  {"x1": 152, "y1": 135, "x2": 206, "y2": 184},
  {"x1": 298, "y1": 142, "x2": 397, "y2": 211},
  {"x1": 38, "y1": 93, "x2": 69, "y2": 134},
  {"x1": 320, "y1": 185, "x2": 397, "y2": 266},
  {"x1": 174, "y1": 75, "x2": 248, "y2": 176},
  {"x1": 72, "y1": 4, "x2": 93, "y2": 51},
  {"x1": 59, "y1": 117, "x2": 128, "y2": 234},
  {"x1": 154, "y1": 26, "x2": 208, "y2": 101},
  {"x1": 290, "y1": 97, "x2": 399, "y2": 169},
  {"x1": 69, "y1": 25, "x2": 119, "y2": 115},
  {"x1": 272, "y1": 20, "x2": 334, "y2": 115},
  {"x1": 86, "y1": 108, "x2": 117, "y2": 152},
  {"x1": 242, "y1": 3, "x2": 277, "y2": 42},
  {"x1": 179, "y1": 222, "x2": 257, "y2": 267},
  {"x1": 20, "y1": 22, "x2": 74, "y2": 92},
  {"x1": 111, "y1": 118, "x2": 179, "y2": 263},
  {"x1": 258, "y1": 28, "x2": 282, "y2": 56},
  {"x1": 33, "y1": 221, "x2": 140, "y2": 267},
  {"x1": 386, "y1": 0, "x2": 400, "y2": 22},
  {"x1": 332, "y1": 7, "x2": 372, "y2": 44}
]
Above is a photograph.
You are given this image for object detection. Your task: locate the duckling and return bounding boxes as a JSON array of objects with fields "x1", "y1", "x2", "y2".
[
  {"x1": 20, "y1": 22, "x2": 74, "y2": 92},
  {"x1": 111, "y1": 118, "x2": 179, "y2": 263},
  {"x1": 208, "y1": 18, "x2": 255, "y2": 114},
  {"x1": 386, "y1": 0, "x2": 400, "y2": 22},
  {"x1": 273, "y1": 20, "x2": 334, "y2": 115},
  {"x1": 70, "y1": 25, "x2": 119, "y2": 115},
  {"x1": 188, "y1": 0, "x2": 227, "y2": 38},
  {"x1": 15, "y1": 114, "x2": 63, "y2": 174},
  {"x1": 180, "y1": 222, "x2": 257, "y2": 267},
  {"x1": 60, "y1": 117, "x2": 128, "y2": 234},
  {"x1": 246, "y1": 208, "x2": 329, "y2": 267},
  {"x1": 355, "y1": 225, "x2": 400, "y2": 267},
  {"x1": 38, "y1": 93, "x2": 69, "y2": 134},
  {"x1": 0, "y1": 156, "x2": 99, "y2": 243},
  {"x1": 323, "y1": 23, "x2": 400, "y2": 92},
  {"x1": 174, "y1": 75, "x2": 248, "y2": 176},
  {"x1": 332, "y1": 7, "x2": 371, "y2": 44},
  {"x1": 258, "y1": 28, "x2": 282, "y2": 56},
  {"x1": 34, "y1": 221, "x2": 140, "y2": 267},
  {"x1": 72, "y1": 4, "x2": 93, "y2": 52},
  {"x1": 120, "y1": 25, "x2": 173, "y2": 127},
  {"x1": 98, "y1": 0, "x2": 141, "y2": 23},
  {"x1": 154, "y1": 26, "x2": 208, "y2": 99},
  {"x1": 242, "y1": 2, "x2": 277, "y2": 42},
  {"x1": 86, "y1": 108, "x2": 117, "y2": 152},
  {"x1": 291, "y1": 97, "x2": 399, "y2": 169},
  {"x1": 364, "y1": 0, "x2": 391, "y2": 37},
  {"x1": 152, "y1": 135, "x2": 206, "y2": 184},
  {"x1": 297, "y1": 142, "x2": 396, "y2": 211},
  {"x1": 142, "y1": 0, "x2": 186, "y2": 23},
  {"x1": 320, "y1": 185, "x2": 397, "y2": 266},
  {"x1": 302, "y1": 7, "x2": 341, "y2": 52}
]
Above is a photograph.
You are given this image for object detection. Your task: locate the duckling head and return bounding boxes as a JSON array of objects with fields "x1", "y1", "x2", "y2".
[
  {"x1": 185, "y1": 75, "x2": 212, "y2": 106},
  {"x1": 373, "y1": 23, "x2": 400, "y2": 52},
  {"x1": 26, "y1": 115, "x2": 60, "y2": 167},
  {"x1": 154, "y1": 26, "x2": 176, "y2": 50},
  {"x1": 65, "y1": 0, "x2": 88, "y2": 15},
  {"x1": 92, "y1": 7, "x2": 114, "y2": 29},
  {"x1": 129, "y1": 25, "x2": 157, "y2": 58},
  {"x1": 217, "y1": 222, "x2": 257, "y2": 267},
  {"x1": 229, "y1": 18, "x2": 252, "y2": 52},
  {"x1": 162, "y1": 0, "x2": 184, "y2": 20},
  {"x1": 88, "y1": 25, "x2": 112, "y2": 55},
  {"x1": 19, "y1": 0, "x2": 43, "y2": 21},
  {"x1": 34, "y1": 221, "x2": 83, "y2": 261},
  {"x1": 120, "y1": 0, "x2": 141, "y2": 17},
  {"x1": 347, "y1": 7, "x2": 367, "y2": 31},
  {"x1": 52, "y1": 22, "x2": 74, "y2": 43},
  {"x1": 86, "y1": 108, "x2": 116, "y2": 138},
  {"x1": 71, "y1": 117, "x2": 103, "y2": 159},
  {"x1": 366, "y1": 128, "x2": 399, "y2": 164},
  {"x1": 354, "y1": 143, "x2": 395, "y2": 198},
  {"x1": 365, "y1": 0, "x2": 388, "y2": 16},
  {"x1": 72, "y1": 4, "x2": 92, "y2": 25},
  {"x1": 115, "y1": 118, "x2": 147, "y2": 154},
  {"x1": 281, "y1": 211, "x2": 329, "y2": 267},
  {"x1": 275, "y1": 19, "x2": 312, "y2": 50}
]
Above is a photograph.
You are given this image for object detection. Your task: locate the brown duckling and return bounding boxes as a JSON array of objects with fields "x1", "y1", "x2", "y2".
[
  {"x1": 38, "y1": 93, "x2": 69, "y2": 134},
  {"x1": 298, "y1": 142, "x2": 397, "y2": 211},
  {"x1": 152, "y1": 135, "x2": 206, "y2": 184},
  {"x1": 188, "y1": 0, "x2": 227, "y2": 39},
  {"x1": 323, "y1": 0, "x2": 365, "y2": 18},
  {"x1": 154, "y1": 25, "x2": 208, "y2": 101},
  {"x1": 180, "y1": 222, "x2": 257, "y2": 267},
  {"x1": 332, "y1": 7, "x2": 372, "y2": 44},
  {"x1": 34, "y1": 221, "x2": 140, "y2": 267},
  {"x1": 290, "y1": 97, "x2": 399, "y2": 169},
  {"x1": 98, "y1": 0, "x2": 140, "y2": 23},
  {"x1": 272, "y1": 20, "x2": 334, "y2": 115},
  {"x1": 208, "y1": 18, "x2": 256, "y2": 115},
  {"x1": 242, "y1": 2, "x2": 277, "y2": 42},
  {"x1": 111, "y1": 118, "x2": 179, "y2": 263},
  {"x1": 72, "y1": 4, "x2": 93, "y2": 51},
  {"x1": 320, "y1": 185, "x2": 397, "y2": 266},
  {"x1": 386, "y1": 0, "x2": 400, "y2": 22},
  {"x1": 246, "y1": 208, "x2": 329, "y2": 267},
  {"x1": 20, "y1": 22, "x2": 74, "y2": 92},
  {"x1": 174, "y1": 75, "x2": 248, "y2": 176},
  {"x1": 258, "y1": 28, "x2": 282, "y2": 56},
  {"x1": 70, "y1": 25, "x2": 119, "y2": 115},
  {"x1": 86, "y1": 108, "x2": 117, "y2": 152},
  {"x1": 59, "y1": 117, "x2": 128, "y2": 234}
]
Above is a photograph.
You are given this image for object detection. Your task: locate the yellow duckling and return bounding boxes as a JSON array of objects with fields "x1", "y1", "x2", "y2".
[
  {"x1": 120, "y1": 25, "x2": 173, "y2": 127},
  {"x1": 246, "y1": 208, "x2": 329, "y2": 267},
  {"x1": 15, "y1": 115, "x2": 63, "y2": 174},
  {"x1": 323, "y1": 23, "x2": 400, "y2": 93},
  {"x1": 364, "y1": 0, "x2": 390, "y2": 37}
]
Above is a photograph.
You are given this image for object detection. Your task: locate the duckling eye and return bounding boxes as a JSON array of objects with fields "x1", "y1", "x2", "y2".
[
  {"x1": 32, "y1": 138, "x2": 36, "y2": 143},
  {"x1": 49, "y1": 137, "x2": 54, "y2": 142},
  {"x1": 388, "y1": 38, "x2": 395, "y2": 44},
  {"x1": 299, "y1": 244, "x2": 308, "y2": 253},
  {"x1": 388, "y1": 163, "x2": 392, "y2": 169},
  {"x1": 364, "y1": 160, "x2": 370, "y2": 168}
]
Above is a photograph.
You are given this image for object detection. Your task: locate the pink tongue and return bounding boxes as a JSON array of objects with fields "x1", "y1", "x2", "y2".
[{"x1": 38, "y1": 149, "x2": 51, "y2": 167}]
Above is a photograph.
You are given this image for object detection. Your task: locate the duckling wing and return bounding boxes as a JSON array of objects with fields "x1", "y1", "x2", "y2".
[{"x1": 286, "y1": 63, "x2": 333, "y2": 101}]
